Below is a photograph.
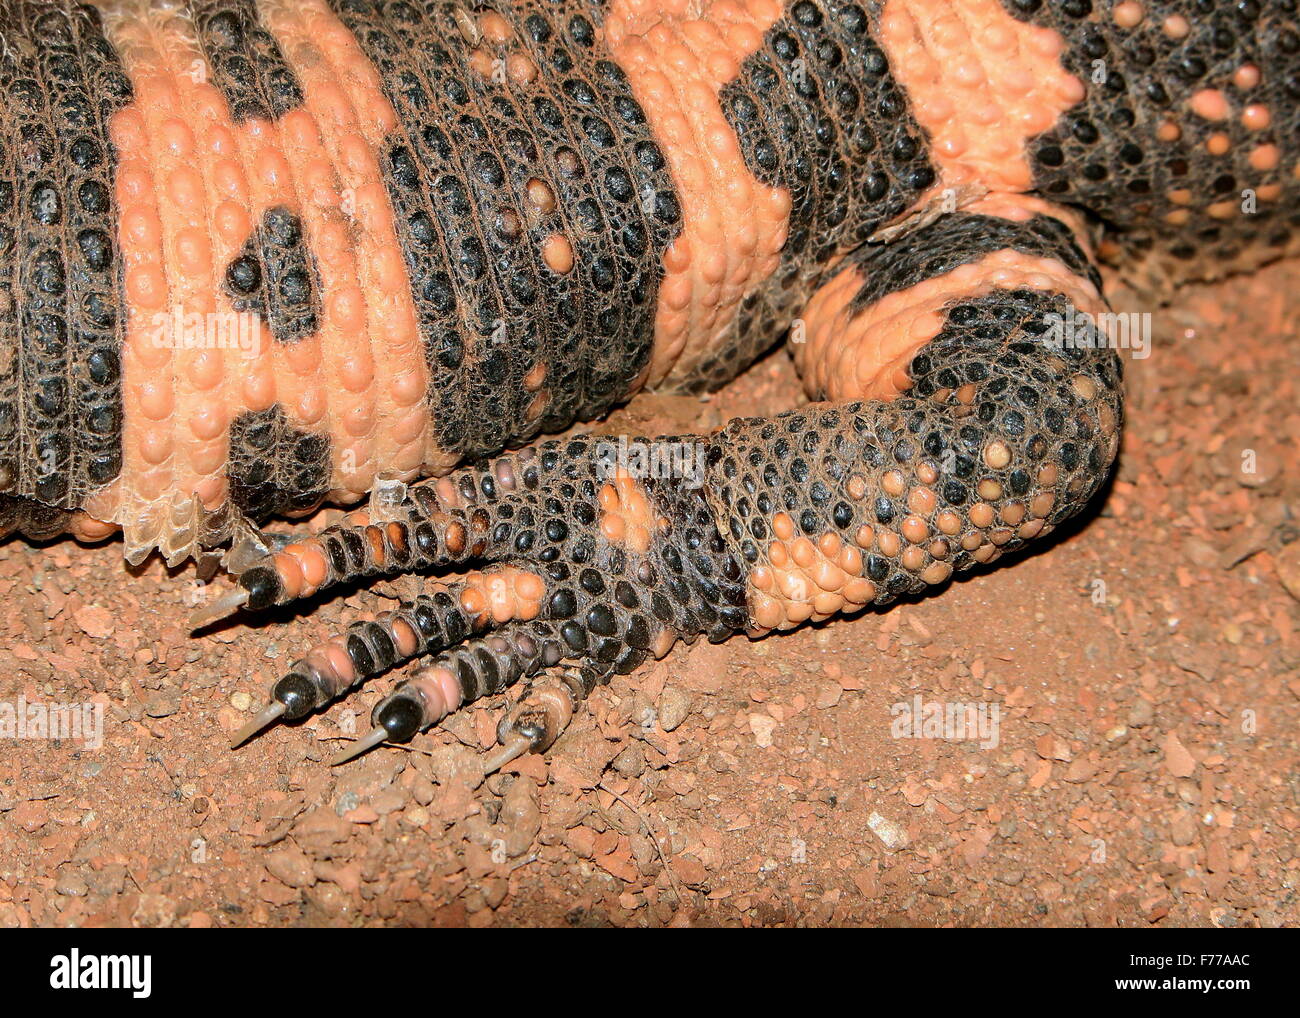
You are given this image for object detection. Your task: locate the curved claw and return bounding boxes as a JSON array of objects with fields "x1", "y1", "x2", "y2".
[
  {"x1": 189, "y1": 588, "x2": 249, "y2": 631},
  {"x1": 229, "y1": 701, "x2": 286, "y2": 749},
  {"x1": 328, "y1": 725, "x2": 388, "y2": 766},
  {"x1": 481, "y1": 734, "x2": 532, "y2": 776}
]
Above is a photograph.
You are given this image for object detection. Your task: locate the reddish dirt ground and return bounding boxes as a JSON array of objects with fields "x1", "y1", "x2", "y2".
[{"x1": 1, "y1": 259, "x2": 1299, "y2": 929}]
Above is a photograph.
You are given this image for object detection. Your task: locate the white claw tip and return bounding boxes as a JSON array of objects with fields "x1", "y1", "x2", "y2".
[
  {"x1": 328, "y1": 726, "x2": 388, "y2": 766},
  {"x1": 229, "y1": 701, "x2": 286, "y2": 749},
  {"x1": 481, "y1": 735, "x2": 532, "y2": 777},
  {"x1": 189, "y1": 588, "x2": 250, "y2": 631}
]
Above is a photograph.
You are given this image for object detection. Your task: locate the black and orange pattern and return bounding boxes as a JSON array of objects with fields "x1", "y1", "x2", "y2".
[
  {"x1": 1011, "y1": 0, "x2": 1300, "y2": 279},
  {"x1": 0, "y1": 1, "x2": 1296, "y2": 760}
]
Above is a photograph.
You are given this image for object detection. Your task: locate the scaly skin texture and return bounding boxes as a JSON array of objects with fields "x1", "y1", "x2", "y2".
[{"x1": 0, "y1": 1, "x2": 1296, "y2": 758}]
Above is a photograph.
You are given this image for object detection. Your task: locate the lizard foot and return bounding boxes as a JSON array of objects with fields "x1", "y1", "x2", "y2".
[{"x1": 219, "y1": 433, "x2": 748, "y2": 752}]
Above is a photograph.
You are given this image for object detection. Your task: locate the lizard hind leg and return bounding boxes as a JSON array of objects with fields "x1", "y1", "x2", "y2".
[
  {"x1": 228, "y1": 201, "x2": 1127, "y2": 761},
  {"x1": 746, "y1": 199, "x2": 1124, "y2": 631}
]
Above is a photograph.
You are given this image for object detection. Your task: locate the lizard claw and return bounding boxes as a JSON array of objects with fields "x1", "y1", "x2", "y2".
[
  {"x1": 228, "y1": 701, "x2": 286, "y2": 749},
  {"x1": 189, "y1": 587, "x2": 249, "y2": 631},
  {"x1": 328, "y1": 725, "x2": 389, "y2": 766}
]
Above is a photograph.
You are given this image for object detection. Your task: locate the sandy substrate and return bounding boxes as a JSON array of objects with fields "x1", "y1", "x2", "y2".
[{"x1": 1, "y1": 259, "x2": 1298, "y2": 928}]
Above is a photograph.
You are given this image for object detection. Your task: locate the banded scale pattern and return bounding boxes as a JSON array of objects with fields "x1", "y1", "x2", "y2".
[
  {"x1": 693, "y1": 0, "x2": 941, "y2": 392},
  {"x1": 326, "y1": 0, "x2": 683, "y2": 460},
  {"x1": 0, "y1": 2, "x2": 134, "y2": 539}
]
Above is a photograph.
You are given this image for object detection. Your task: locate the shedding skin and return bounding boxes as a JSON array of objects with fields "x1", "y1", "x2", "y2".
[
  {"x1": 89, "y1": 6, "x2": 238, "y2": 556},
  {"x1": 257, "y1": 0, "x2": 453, "y2": 485}
]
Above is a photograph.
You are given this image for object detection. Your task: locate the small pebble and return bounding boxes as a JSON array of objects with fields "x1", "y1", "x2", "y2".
[
  {"x1": 867, "y1": 811, "x2": 909, "y2": 850},
  {"x1": 658, "y1": 687, "x2": 691, "y2": 732}
]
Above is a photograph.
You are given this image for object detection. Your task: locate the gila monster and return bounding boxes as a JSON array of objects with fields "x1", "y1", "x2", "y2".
[{"x1": 0, "y1": 0, "x2": 1296, "y2": 764}]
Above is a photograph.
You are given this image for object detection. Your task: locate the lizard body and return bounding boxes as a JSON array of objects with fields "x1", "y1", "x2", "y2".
[{"x1": 0, "y1": 0, "x2": 1295, "y2": 756}]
